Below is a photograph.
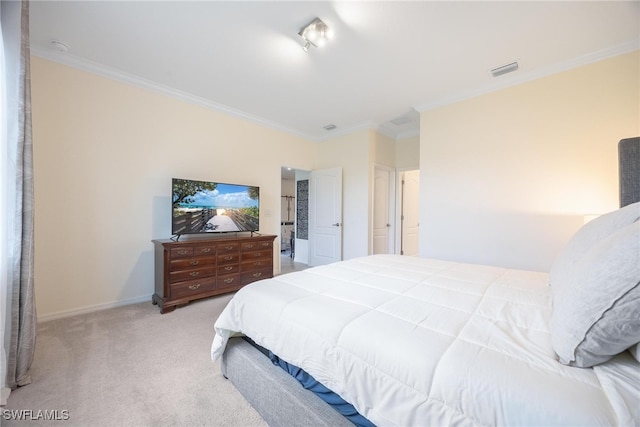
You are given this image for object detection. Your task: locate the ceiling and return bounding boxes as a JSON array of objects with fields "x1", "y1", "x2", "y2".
[{"x1": 29, "y1": 1, "x2": 639, "y2": 141}]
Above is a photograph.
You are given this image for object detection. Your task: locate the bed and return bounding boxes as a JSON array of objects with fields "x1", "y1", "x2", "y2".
[{"x1": 211, "y1": 137, "x2": 640, "y2": 426}]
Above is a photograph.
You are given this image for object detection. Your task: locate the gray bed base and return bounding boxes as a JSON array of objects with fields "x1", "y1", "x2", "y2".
[{"x1": 221, "y1": 337, "x2": 353, "y2": 427}]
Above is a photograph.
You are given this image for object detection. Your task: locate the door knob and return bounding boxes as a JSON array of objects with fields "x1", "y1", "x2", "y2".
[{"x1": 332, "y1": 223, "x2": 341, "y2": 227}]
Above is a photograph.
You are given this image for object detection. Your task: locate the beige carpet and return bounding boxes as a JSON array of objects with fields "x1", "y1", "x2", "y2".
[{"x1": 3, "y1": 295, "x2": 267, "y2": 427}]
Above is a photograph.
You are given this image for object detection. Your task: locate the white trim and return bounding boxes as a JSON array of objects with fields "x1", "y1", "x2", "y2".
[
  {"x1": 31, "y1": 40, "x2": 638, "y2": 142},
  {"x1": 32, "y1": 46, "x2": 377, "y2": 143},
  {"x1": 416, "y1": 40, "x2": 639, "y2": 112},
  {"x1": 36, "y1": 294, "x2": 152, "y2": 323},
  {"x1": 31, "y1": 47, "x2": 315, "y2": 141}
]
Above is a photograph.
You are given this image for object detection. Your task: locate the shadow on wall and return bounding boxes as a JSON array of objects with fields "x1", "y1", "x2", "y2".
[
  {"x1": 153, "y1": 195, "x2": 172, "y2": 239},
  {"x1": 121, "y1": 250, "x2": 155, "y2": 305},
  {"x1": 423, "y1": 210, "x2": 588, "y2": 272}
]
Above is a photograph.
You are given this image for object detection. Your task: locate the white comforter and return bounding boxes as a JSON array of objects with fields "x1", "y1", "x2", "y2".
[{"x1": 212, "y1": 255, "x2": 639, "y2": 426}]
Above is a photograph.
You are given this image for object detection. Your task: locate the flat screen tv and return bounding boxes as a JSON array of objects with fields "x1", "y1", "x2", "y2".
[{"x1": 172, "y1": 178, "x2": 259, "y2": 237}]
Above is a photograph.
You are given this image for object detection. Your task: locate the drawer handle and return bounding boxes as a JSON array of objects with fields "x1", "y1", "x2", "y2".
[
  {"x1": 224, "y1": 278, "x2": 234, "y2": 284},
  {"x1": 224, "y1": 256, "x2": 233, "y2": 261},
  {"x1": 252, "y1": 272, "x2": 262, "y2": 278},
  {"x1": 224, "y1": 245, "x2": 234, "y2": 250},
  {"x1": 201, "y1": 247, "x2": 212, "y2": 253},
  {"x1": 224, "y1": 266, "x2": 233, "y2": 271},
  {"x1": 261, "y1": 242, "x2": 270, "y2": 247},
  {"x1": 246, "y1": 244, "x2": 254, "y2": 248},
  {"x1": 254, "y1": 252, "x2": 262, "y2": 257},
  {"x1": 189, "y1": 271, "x2": 200, "y2": 277},
  {"x1": 188, "y1": 284, "x2": 201, "y2": 290},
  {"x1": 253, "y1": 261, "x2": 262, "y2": 266},
  {"x1": 190, "y1": 260, "x2": 199, "y2": 266},
  {"x1": 177, "y1": 249, "x2": 189, "y2": 255}
]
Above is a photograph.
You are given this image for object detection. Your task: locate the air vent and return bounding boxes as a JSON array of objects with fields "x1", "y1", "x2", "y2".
[
  {"x1": 50, "y1": 40, "x2": 70, "y2": 52},
  {"x1": 391, "y1": 116, "x2": 412, "y2": 126},
  {"x1": 491, "y1": 62, "x2": 519, "y2": 77}
]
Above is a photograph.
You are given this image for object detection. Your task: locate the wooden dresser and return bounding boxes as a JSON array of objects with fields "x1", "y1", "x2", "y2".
[{"x1": 152, "y1": 234, "x2": 276, "y2": 313}]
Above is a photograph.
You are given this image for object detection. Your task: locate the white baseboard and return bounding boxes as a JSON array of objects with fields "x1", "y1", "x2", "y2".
[{"x1": 37, "y1": 295, "x2": 152, "y2": 323}]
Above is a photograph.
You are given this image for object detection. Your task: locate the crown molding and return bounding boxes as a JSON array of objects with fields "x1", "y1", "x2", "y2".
[
  {"x1": 31, "y1": 46, "x2": 391, "y2": 143},
  {"x1": 416, "y1": 39, "x2": 640, "y2": 112},
  {"x1": 32, "y1": 39, "x2": 637, "y2": 143},
  {"x1": 31, "y1": 46, "x2": 318, "y2": 141}
]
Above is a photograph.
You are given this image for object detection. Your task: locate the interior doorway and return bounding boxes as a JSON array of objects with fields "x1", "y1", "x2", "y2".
[
  {"x1": 372, "y1": 166, "x2": 420, "y2": 256},
  {"x1": 280, "y1": 167, "x2": 309, "y2": 274}
]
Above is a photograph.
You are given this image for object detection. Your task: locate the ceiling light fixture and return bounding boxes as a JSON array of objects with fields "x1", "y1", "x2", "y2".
[{"x1": 299, "y1": 18, "x2": 334, "y2": 52}]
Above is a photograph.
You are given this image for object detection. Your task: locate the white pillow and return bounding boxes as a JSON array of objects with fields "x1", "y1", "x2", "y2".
[
  {"x1": 550, "y1": 221, "x2": 640, "y2": 367},
  {"x1": 550, "y1": 201, "x2": 640, "y2": 288}
]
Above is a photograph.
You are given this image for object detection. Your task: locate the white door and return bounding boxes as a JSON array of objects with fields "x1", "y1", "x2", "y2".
[
  {"x1": 401, "y1": 170, "x2": 420, "y2": 256},
  {"x1": 309, "y1": 167, "x2": 342, "y2": 266},
  {"x1": 373, "y1": 165, "x2": 393, "y2": 254}
]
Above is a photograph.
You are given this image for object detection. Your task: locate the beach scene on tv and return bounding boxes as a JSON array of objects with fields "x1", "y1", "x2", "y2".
[{"x1": 172, "y1": 179, "x2": 259, "y2": 235}]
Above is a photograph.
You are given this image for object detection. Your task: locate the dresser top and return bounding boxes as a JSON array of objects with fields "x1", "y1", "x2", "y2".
[{"x1": 153, "y1": 234, "x2": 276, "y2": 247}]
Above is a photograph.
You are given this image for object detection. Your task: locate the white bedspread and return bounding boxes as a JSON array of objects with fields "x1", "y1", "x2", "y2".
[{"x1": 212, "y1": 255, "x2": 639, "y2": 426}]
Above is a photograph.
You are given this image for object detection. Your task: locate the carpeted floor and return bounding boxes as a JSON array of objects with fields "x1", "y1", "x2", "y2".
[{"x1": 3, "y1": 295, "x2": 267, "y2": 427}]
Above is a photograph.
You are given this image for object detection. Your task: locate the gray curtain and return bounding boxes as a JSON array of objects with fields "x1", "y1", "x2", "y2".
[{"x1": 3, "y1": 0, "x2": 36, "y2": 390}]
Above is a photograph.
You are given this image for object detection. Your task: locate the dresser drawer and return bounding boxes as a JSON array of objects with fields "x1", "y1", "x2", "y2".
[
  {"x1": 169, "y1": 244, "x2": 216, "y2": 260},
  {"x1": 240, "y1": 258, "x2": 272, "y2": 272},
  {"x1": 240, "y1": 250, "x2": 270, "y2": 261},
  {"x1": 170, "y1": 256, "x2": 215, "y2": 271},
  {"x1": 217, "y1": 242, "x2": 240, "y2": 254},
  {"x1": 218, "y1": 264, "x2": 239, "y2": 275},
  {"x1": 241, "y1": 241, "x2": 273, "y2": 252},
  {"x1": 218, "y1": 253, "x2": 240, "y2": 265},
  {"x1": 169, "y1": 266, "x2": 216, "y2": 284},
  {"x1": 170, "y1": 246, "x2": 194, "y2": 258},
  {"x1": 241, "y1": 267, "x2": 272, "y2": 285},
  {"x1": 170, "y1": 276, "x2": 216, "y2": 299},
  {"x1": 217, "y1": 274, "x2": 241, "y2": 290},
  {"x1": 193, "y1": 244, "x2": 216, "y2": 257}
]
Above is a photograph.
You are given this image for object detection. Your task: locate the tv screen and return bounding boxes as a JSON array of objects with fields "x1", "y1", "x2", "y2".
[{"x1": 172, "y1": 178, "x2": 259, "y2": 236}]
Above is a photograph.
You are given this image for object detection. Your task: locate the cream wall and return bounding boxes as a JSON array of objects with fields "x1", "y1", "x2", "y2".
[
  {"x1": 31, "y1": 57, "x2": 317, "y2": 319},
  {"x1": 395, "y1": 135, "x2": 420, "y2": 170},
  {"x1": 372, "y1": 131, "x2": 396, "y2": 168},
  {"x1": 33, "y1": 50, "x2": 637, "y2": 318},
  {"x1": 420, "y1": 51, "x2": 640, "y2": 271}
]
